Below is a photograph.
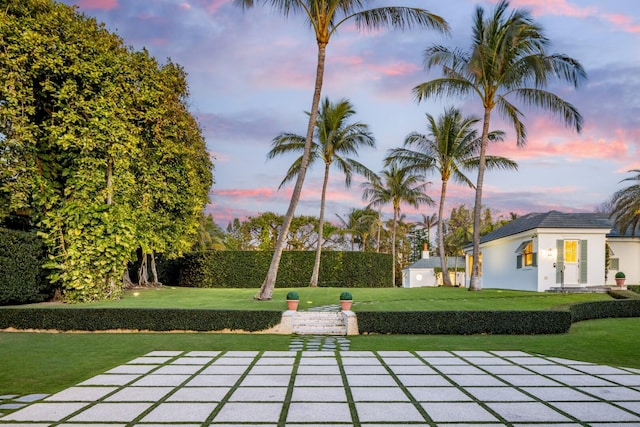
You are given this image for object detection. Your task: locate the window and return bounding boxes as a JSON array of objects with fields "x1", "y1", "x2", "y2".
[
  {"x1": 610, "y1": 258, "x2": 619, "y2": 270},
  {"x1": 468, "y1": 253, "x2": 482, "y2": 276},
  {"x1": 564, "y1": 240, "x2": 577, "y2": 263},
  {"x1": 516, "y1": 240, "x2": 537, "y2": 268}
]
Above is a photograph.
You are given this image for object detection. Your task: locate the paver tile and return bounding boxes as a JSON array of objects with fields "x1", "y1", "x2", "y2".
[
  {"x1": 551, "y1": 401, "x2": 640, "y2": 422},
  {"x1": 388, "y1": 365, "x2": 436, "y2": 375},
  {"x1": 487, "y1": 402, "x2": 572, "y2": 422},
  {"x1": 290, "y1": 387, "x2": 347, "y2": 402},
  {"x1": 68, "y1": 402, "x2": 153, "y2": 422},
  {"x1": 465, "y1": 386, "x2": 534, "y2": 402},
  {"x1": 340, "y1": 357, "x2": 380, "y2": 366},
  {"x1": 240, "y1": 374, "x2": 292, "y2": 387},
  {"x1": 170, "y1": 357, "x2": 213, "y2": 365},
  {"x1": 356, "y1": 402, "x2": 425, "y2": 422},
  {"x1": 140, "y1": 402, "x2": 217, "y2": 422},
  {"x1": 296, "y1": 365, "x2": 340, "y2": 375},
  {"x1": 295, "y1": 374, "x2": 344, "y2": 387},
  {"x1": 577, "y1": 386, "x2": 640, "y2": 400},
  {"x1": 343, "y1": 365, "x2": 388, "y2": 375},
  {"x1": 128, "y1": 357, "x2": 172, "y2": 364},
  {"x1": 213, "y1": 402, "x2": 282, "y2": 423},
  {"x1": 287, "y1": 402, "x2": 352, "y2": 423},
  {"x1": 421, "y1": 401, "x2": 499, "y2": 422},
  {"x1": 346, "y1": 374, "x2": 397, "y2": 387},
  {"x1": 200, "y1": 365, "x2": 248, "y2": 375},
  {"x1": 525, "y1": 365, "x2": 580, "y2": 375},
  {"x1": 211, "y1": 357, "x2": 255, "y2": 365},
  {"x1": 184, "y1": 351, "x2": 220, "y2": 357},
  {"x1": 165, "y1": 386, "x2": 230, "y2": 402},
  {"x1": 463, "y1": 357, "x2": 514, "y2": 365},
  {"x1": 78, "y1": 374, "x2": 140, "y2": 386},
  {"x1": 350, "y1": 387, "x2": 409, "y2": 402},
  {"x1": 131, "y1": 374, "x2": 190, "y2": 387},
  {"x1": 104, "y1": 386, "x2": 174, "y2": 402},
  {"x1": 153, "y1": 364, "x2": 202, "y2": 375},
  {"x1": 598, "y1": 375, "x2": 640, "y2": 386},
  {"x1": 498, "y1": 374, "x2": 560, "y2": 386},
  {"x1": 381, "y1": 357, "x2": 425, "y2": 365},
  {"x1": 146, "y1": 351, "x2": 182, "y2": 357},
  {"x1": 105, "y1": 365, "x2": 156, "y2": 374},
  {"x1": 407, "y1": 386, "x2": 471, "y2": 402},
  {"x1": 45, "y1": 387, "x2": 117, "y2": 401},
  {"x1": 549, "y1": 374, "x2": 616, "y2": 386},
  {"x1": 228, "y1": 387, "x2": 288, "y2": 402},
  {"x1": 423, "y1": 357, "x2": 469, "y2": 365},
  {"x1": 447, "y1": 374, "x2": 506, "y2": 387},
  {"x1": 521, "y1": 386, "x2": 596, "y2": 401},
  {"x1": 507, "y1": 357, "x2": 554, "y2": 365},
  {"x1": 254, "y1": 357, "x2": 296, "y2": 365},
  {"x1": 183, "y1": 375, "x2": 240, "y2": 387},
  {"x1": 248, "y1": 365, "x2": 294, "y2": 375},
  {"x1": 396, "y1": 375, "x2": 452, "y2": 387},
  {"x1": 1, "y1": 402, "x2": 88, "y2": 421},
  {"x1": 437, "y1": 364, "x2": 485, "y2": 375}
]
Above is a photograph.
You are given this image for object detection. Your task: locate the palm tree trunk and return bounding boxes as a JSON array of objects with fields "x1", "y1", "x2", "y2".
[
  {"x1": 438, "y1": 179, "x2": 452, "y2": 286},
  {"x1": 309, "y1": 163, "x2": 330, "y2": 287},
  {"x1": 255, "y1": 42, "x2": 328, "y2": 300},
  {"x1": 391, "y1": 206, "x2": 398, "y2": 287},
  {"x1": 470, "y1": 107, "x2": 492, "y2": 291}
]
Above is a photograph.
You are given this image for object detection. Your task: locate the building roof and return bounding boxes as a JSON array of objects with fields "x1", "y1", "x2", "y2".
[
  {"x1": 404, "y1": 256, "x2": 465, "y2": 270},
  {"x1": 479, "y1": 211, "x2": 612, "y2": 244}
]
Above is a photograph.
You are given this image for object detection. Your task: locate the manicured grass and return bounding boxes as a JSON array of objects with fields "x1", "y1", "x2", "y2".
[
  {"x1": 25, "y1": 286, "x2": 613, "y2": 311},
  {"x1": 1, "y1": 317, "x2": 639, "y2": 396}
]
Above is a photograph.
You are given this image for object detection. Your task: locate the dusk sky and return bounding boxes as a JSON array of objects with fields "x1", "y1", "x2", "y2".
[{"x1": 60, "y1": 0, "x2": 640, "y2": 228}]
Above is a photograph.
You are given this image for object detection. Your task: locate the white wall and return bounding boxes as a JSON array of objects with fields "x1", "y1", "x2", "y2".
[
  {"x1": 607, "y1": 238, "x2": 640, "y2": 285},
  {"x1": 403, "y1": 268, "x2": 438, "y2": 288},
  {"x1": 466, "y1": 228, "x2": 609, "y2": 292}
]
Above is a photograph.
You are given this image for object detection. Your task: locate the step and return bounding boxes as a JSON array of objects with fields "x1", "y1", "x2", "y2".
[{"x1": 291, "y1": 311, "x2": 347, "y2": 336}]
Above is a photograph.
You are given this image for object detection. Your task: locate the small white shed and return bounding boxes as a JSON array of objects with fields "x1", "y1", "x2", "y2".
[{"x1": 403, "y1": 248, "x2": 465, "y2": 288}]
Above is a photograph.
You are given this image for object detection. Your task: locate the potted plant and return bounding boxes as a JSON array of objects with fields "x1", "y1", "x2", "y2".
[
  {"x1": 286, "y1": 291, "x2": 300, "y2": 311},
  {"x1": 615, "y1": 271, "x2": 626, "y2": 287},
  {"x1": 339, "y1": 291, "x2": 353, "y2": 311}
]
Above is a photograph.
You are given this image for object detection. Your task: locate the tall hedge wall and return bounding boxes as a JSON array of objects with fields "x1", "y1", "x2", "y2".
[
  {"x1": 0, "y1": 228, "x2": 52, "y2": 305},
  {"x1": 175, "y1": 251, "x2": 393, "y2": 288}
]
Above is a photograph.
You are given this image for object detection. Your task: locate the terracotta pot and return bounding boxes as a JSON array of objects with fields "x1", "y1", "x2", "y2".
[
  {"x1": 615, "y1": 278, "x2": 626, "y2": 286},
  {"x1": 340, "y1": 300, "x2": 352, "y2": 311},
  {"x1": 287, "y1": 300, "x2": 299, "y2": 311}
]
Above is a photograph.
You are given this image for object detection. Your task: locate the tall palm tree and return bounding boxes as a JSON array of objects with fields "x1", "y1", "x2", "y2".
[
  {"x1": 388, "y1": 107, "x2": 517, "y2": 286},
  {"x1": 415, "y1": 213, "x2": 438, "y2": 251},
  {"x1": 610, "y1": 170, "x2": 640, "y2": 235},
  {"x1": 362, "y1": 163, "x2": 433, "y2": 286},
  {"x1": 267, "y1": 97, "x2": 376, "y2": 287},
  {"x1": 235, "y1": 0, "x2": 448, "y2": 300},
  {"x1": 413, "y1": 0, "x2": 586, "y2": 291}
]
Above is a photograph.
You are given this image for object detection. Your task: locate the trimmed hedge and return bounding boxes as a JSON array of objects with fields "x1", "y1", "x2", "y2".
[
  {"x1": 569, "y1": 299, "x2": 640, "y2": 323},
  {"x1": 0, "y1": 228, "x2": 52, "y2": 305},
  {"x1": 0, "y1": 308, "x2": 282, "y2": 332},
  {"x1": 356, "y1": 310, "x2": 572, "y2": 335},
  {"x1": 176, "y1": 251, "x2": 393, "y2": 288}
]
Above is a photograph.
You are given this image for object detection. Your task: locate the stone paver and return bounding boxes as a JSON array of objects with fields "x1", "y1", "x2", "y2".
[{"x1": 2, "y1": 350, "x2": 640, "y2": 426}]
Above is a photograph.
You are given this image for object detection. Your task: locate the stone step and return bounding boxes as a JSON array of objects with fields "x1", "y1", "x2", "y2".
[{"x1": 291, "y1": 311, "x2": 348, "y2": 336}]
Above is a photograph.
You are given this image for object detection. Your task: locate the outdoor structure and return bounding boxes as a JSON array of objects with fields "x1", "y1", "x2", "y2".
[
  {"x1": 463, "y1": 211, "x2": 639, "y2": 292},
  {"x1": 403, "y1": 246, "x2": 465, "y2": 288}
]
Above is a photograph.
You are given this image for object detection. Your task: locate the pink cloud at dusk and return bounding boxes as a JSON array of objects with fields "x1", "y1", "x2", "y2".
[{"x1": 604, "y1": 13, "x2": 640, "y2": 33}]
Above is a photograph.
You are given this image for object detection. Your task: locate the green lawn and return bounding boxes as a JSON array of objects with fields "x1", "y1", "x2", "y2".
[
  {"x1": 2, "y1": 286, "x2": 635, "y2": 397},
  {"x1": 1, "y1": 317, "x2": 639, "y2": 396},
  {"x1": 25, "y1": 285, "x2": 613, "y2": 311}
]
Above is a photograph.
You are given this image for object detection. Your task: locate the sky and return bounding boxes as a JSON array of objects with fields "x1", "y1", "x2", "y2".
[{"x1": 60, "y1": 0, "x2": 640, "y2": 228}]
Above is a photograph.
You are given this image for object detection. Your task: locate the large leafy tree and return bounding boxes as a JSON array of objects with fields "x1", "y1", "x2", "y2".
[
  {"x1": 388, "y1": 107, "x2": 516, "y2": 286},
  {"x1": 362, "y1": 163, "x2": 433, "y2": 286},
  {"x1": 267, "y1": 97, "x2": 375, "y2": 287},
  {"x1": 413, "y1": 0, "x2": 586, "y2": 290},
  {"x1": 610, "y1": 170, "x2": 640, "y2": 235},
  {"x1": 235, "y1": 0, "x2": 448, "y2": 300},
  {"x1": 0, "y1": 0, "x2": 212, "y2": 301}
]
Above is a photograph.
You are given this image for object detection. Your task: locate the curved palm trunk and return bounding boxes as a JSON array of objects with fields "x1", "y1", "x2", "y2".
[
  {"x1": 438, "y1": 179, "x2": 453, "y2": 287},
  {"x1": 470, "y1": 107, "x2": 492, "y2": 291},
  {"x1": 255, "y1": 42, "x2": 328, "y2": 300},
  {"x1": 309, "y1": 163, "x2": 331, "y2": 287}
]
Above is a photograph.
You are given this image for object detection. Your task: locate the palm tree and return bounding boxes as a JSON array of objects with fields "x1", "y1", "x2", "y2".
[
  {"x1": 413, "y1": 0, "x2": 586, "y2": 291},
  {"x1": 335, "y1": 207, "x2": 379, "y2": 251},
  {"x1": 267, "y1": 97, "x2": 376, "y2": 287},
  {"x1": 415, "y1": 213, "x2": 438, "y2": 251},
  {"x1": 235, "y1": 0, "x2": 448, "y2": 300},
  {"x1": 388, "y1": 107, "x2": 517, "y2": 286},
  {"x1": 610, "y1": 170, "x2": 640, "y2": 235},
  {"x1": 362, "y1": 163, "x2": 433, "y2": 286}
]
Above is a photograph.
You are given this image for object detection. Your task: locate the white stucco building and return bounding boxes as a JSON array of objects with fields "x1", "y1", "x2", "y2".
[
  {"x1": 403, "y1": 248, "x2": 465, "y2": 288},
  {"x1": 463, "y1": 211, "x2": 639, "y2": 291}
]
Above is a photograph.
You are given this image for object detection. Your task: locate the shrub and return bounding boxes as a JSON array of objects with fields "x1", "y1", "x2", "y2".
[
  {"x1": 176, "y1": 251, "x2": 392, "y2": 288},
  {"x1": 339, "y1": 291, "x2": 353, "y2": 300},
  {"x1": 0, "y1": 308, "x2": 282, "y2": 332},
  {"x1": 615, "y1": 271, "x2": 626, "y2": 279},
  {"x1": 356, "y1": 310, "x2": 572, "y2": 335},
  {"x1": 286, "y1": 291, "x2": 299, "y2": 300},
  {"x1": 0, "y1": 228, "x2": 53, "y2": 305},
  {"x1": 569, "y1": 299, "x2": 640, "y2": 323}
]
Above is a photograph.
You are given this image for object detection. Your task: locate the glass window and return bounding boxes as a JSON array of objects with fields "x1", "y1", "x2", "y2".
[
  {"x1": 564, "y1": 240, "x2": 577, "y2": 263},
  {"x1": 523, "y1": 241, "x2": 534, "y2": 266}
]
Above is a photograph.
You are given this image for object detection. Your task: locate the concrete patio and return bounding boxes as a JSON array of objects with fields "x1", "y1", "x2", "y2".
[{"x1": 1, "y1": 349, "x2": 640, "y2": 426}]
